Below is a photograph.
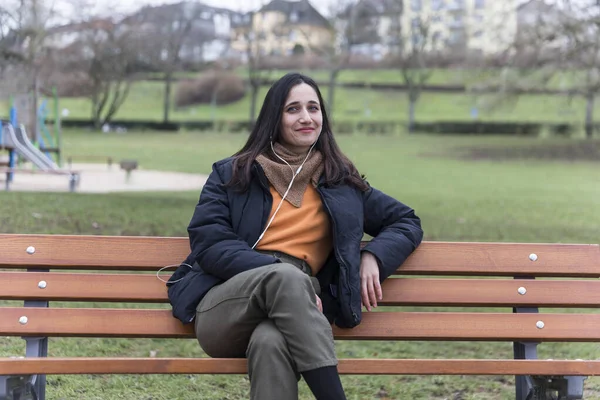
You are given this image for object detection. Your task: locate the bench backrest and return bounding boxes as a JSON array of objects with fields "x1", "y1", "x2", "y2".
[{"x1": 1, "y1": 234, "x2": 600, "y2": 342}]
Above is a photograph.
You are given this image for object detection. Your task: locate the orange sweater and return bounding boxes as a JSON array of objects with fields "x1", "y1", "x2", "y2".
[{"x1": 256, "y1": 184, "x2": 333, "y2": 275}]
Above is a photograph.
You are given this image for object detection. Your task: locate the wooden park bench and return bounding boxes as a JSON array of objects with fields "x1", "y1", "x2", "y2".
[{"x1": 0, "y1": 234, "x2": 599, "y2": 400}]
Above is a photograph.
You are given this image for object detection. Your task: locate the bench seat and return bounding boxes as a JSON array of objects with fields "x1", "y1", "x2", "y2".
[{"x1": 1, "y1": 234, "x2": 599, "y2": 400}]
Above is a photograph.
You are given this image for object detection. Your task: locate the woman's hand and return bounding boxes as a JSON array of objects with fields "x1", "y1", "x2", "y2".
[
  {"x1": 316, "y1": 295, "x2": 323, "y2": 313},
  {"x1": 360, "y1": 252, "x2": 382, "y2": 312}
]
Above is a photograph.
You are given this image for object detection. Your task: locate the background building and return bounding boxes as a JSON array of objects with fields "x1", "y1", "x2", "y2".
[
  {"x1": 401, "y1": 0, "x2": 518, "y2": 55},
  {"x1": 230, "y1": 0, "x2": 333, "y2": 58}
]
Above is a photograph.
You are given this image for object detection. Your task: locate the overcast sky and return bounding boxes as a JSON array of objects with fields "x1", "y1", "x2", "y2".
[{"x1": 94, "y1": 0, "x2": 333, "y2": 16}]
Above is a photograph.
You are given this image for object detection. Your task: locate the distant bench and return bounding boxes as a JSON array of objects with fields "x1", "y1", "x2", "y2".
[
  {"x1": 0, "y1": 168, "x2": 80, "y2": 192},
  {"x1": 0, "y1": 234, "x2": 599, "y2": 400}
]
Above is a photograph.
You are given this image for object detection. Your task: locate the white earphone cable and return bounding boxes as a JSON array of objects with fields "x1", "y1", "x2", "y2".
[
  {"x1": 158, "y1": 132, "x2": 323, "y2": 282},
  {"x1": 156, "y1": 263, "x2": 193, "y2": 284},
  {"x1": 251, "y1": 134, "x2": 321, "y2": 249}
]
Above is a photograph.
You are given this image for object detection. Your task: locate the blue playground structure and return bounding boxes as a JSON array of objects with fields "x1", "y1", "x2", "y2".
[{"x1": 0, "y1": 91, "x2": 78, "y2": 191}]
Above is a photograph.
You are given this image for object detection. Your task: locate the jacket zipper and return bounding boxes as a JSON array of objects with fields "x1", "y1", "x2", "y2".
[
  {"x1": 318, "y1": 186, "x2": 359, "y2": 324},
  {"x1": 254, "y1": 164, "x2": 273, "y2": 239}
]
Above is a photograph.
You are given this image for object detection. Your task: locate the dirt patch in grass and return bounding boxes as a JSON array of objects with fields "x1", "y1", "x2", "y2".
[{"x1": 456, "y1": 140, "x2": 600, "y2": 162}]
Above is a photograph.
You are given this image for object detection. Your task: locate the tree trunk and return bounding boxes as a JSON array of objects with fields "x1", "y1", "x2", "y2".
[
  {"x1": 92, "y1": 93, "x2": 100, "y2": 130},
  {"x1": 31, "y1": 68, "x2": 40, "y2": 142},
  {"x1": 163, "y1": 71, "x2": 173, "y2": 124},
  {"x1": 250, "y1": 82, "x2": 259, "y2": 124},
  {"x1": 327, "y1": 69, "x2": 339, "y2": 116},
  {"x1": 585, "y1": 93, "x2": 595, "y2": 139},
  {"x1": 408, "y1": 94, "x2": 417, "y2": 134},
  {"x1": 210, "y1": 90, "x2": 217, "y2": 121}
]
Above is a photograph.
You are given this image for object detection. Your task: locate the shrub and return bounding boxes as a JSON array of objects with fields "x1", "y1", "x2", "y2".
[
  {"x1": 175, "y1": 70, "x2": 246, "y2": 108},
  {"x1": 43, "y1": 71, "x2": 95, "y2": 98}
]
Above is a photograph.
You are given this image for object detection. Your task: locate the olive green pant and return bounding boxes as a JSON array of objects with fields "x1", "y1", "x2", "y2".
[{"x1": 194, "y1": 259, "x2": 337, "y2": 400}]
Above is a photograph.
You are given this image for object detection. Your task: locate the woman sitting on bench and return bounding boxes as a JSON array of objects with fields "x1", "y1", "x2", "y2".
[{"x1": 167, "y1": 73, "x2": 423, "y2": 400}]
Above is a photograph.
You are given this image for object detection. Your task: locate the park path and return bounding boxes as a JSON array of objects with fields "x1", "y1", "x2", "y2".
[{"x1": 0, "y1": 163, "x2": 208, "y2": 193}]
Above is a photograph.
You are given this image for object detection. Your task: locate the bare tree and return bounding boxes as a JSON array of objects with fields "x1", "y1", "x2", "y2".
[
  {"x1": 476, "y1": 0, "x2": 600, "y2": 139},
  {"x1": 127, "y1": 3, "x2": 209, "y2": 124},
  {"x1": 0, "y1": 4, "x2": 20, "y2": 86},
  {"x1": 0, "y1": 2, "x2": 25, "y2": 68},
  {"x1": 390, "y1": 15, "x2": 438, "y2": 134},
  {"x1": 244, "y1": 11, "x2": 271, "y2": 124},
  {"x1": 307, "y1": 0, "x2": 360, "y2": 117},
  {"x1": 0, "y1": 0, "x2": 57, "y2": 137},
  {"x1": 555, "y1": 0, "x2": 600, "y2": 138},
  {"x1": 300, "y1": 0, "x2": 398, "y2": 117},
  {"x1": 57, "y1": 18, "x2": 137, "y2": 128},
  {"x1": 88, "y1": 26, "x2": 137, "y2": 128}
]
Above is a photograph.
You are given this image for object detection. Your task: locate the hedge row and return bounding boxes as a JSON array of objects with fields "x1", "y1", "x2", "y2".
[{"x1": 55, "y1": 119, "x2": 597, "y2": 136}]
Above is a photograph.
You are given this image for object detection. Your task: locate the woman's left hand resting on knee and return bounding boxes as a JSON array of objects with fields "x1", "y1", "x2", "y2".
[{"x1": 360, "y1": 252, "x2": 382, "y2": 312}]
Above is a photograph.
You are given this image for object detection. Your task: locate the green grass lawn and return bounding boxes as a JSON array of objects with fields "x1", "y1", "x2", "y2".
[
  {"x1": 48, "y1": 79, "x2": 598, "y2": 125},
  {"x1": 155, "y1": 68, "x2": 467, "y2": 86},
  {"x1": 1, "y1": 130, "x2": 600, "y2": 399},
  {"x1": 53, "y1": 129, "x2": 600, "y2": 244},
  {"x1": 3, "y1": 67, "x2": 598, "y2": 128},
  {"x1": 166, "y1": 67, "x2": 593, "y2": 89}
]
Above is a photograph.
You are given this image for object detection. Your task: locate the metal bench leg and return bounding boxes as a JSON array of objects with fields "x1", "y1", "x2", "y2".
[
  {"x1": 22, "y1": 269, "x2": 49, "y2": 400},
  {"x1": 514, "y1": 339, "x2": 538, "y2": 400},
  {"x1": 529, "y1": 375, "x2": 586, "y2": 400},
  {"x1": 513, "y1": 278, "x2": 540, "y2": 400},
  {"x1": 22, "y1": 337, "x2": 47, "y2": 400},
  {"x1": 1, "y1": 269, "x2": 49, "y2": 400},
  {"x1": 0, "y1": 376, "x2": 37, "y2": 400},
  {"x1": 562, "y1": 376, "x2": 586, "y2": 399},
  {"x1": 513, "y1": 277, "x2": 588, "y2": 399},
  {"x1": 513, "y1": 277, "x2": 539, "y2": 400}
]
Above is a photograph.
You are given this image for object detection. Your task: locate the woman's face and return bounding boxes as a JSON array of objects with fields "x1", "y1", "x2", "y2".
[{"x1": 279, "y1": 83, "x2": 323, "y2": 154}]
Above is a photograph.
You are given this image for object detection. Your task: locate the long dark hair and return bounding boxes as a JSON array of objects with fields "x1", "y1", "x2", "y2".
[{"x1": 228, "y1": 72, "x2": 369, "y2": 192}]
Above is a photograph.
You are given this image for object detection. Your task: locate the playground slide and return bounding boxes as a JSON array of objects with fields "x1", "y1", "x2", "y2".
[{"x1": 2, "y1": 124, "x2": 58, "y2": 171}]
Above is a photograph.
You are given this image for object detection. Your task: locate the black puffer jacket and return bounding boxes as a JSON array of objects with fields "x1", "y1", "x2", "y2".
[{"x1": 167, "y1": 157, "x2": 423, "y2": 328}]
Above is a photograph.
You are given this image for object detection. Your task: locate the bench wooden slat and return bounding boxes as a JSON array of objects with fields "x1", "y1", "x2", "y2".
[
  {"x1": 401, "y1": 242, "x2": 600, "y2": 277},
  {"x1": 383, "y1": 278, "x2": 600, "y2": 307},
  {"x1": 1, "y1": 272, "x2": 167, "y2": 303},
  {"x1": 2, "y1": 358, "x2": 600, "y2": 376},
  {"x1": 3, "y1": 308, "x2": 600, "y2": 341},
  {"x1": 0, "y1": 234, "x2": 190, "y2": 270},
  {"x1": 1, "y1": 234, "x2": 598, "y2": 276},
  {"x1": 5, "y1": 272, "x2": 600, "y2": 308}
]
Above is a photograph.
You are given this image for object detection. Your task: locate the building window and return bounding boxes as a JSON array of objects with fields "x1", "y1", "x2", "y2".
[
  {"x1": 290, "y1": 11, "x2": 299, "y2": 22},
  {"x1": 472, "y1": 29, "x2": 483, "y2": 37},
  {"x1": 447, "y1": 0, "x2": 464, "y2": 9},
  {"x1": 449, "y1": 31, "x2": 464, "y2": 44},
  {"x1": 474, "y1": 0, "x2": 484, "y2": 9},
  {"x1": 431, "y1": 0, "x2": 444, "y2": 11},
  {"x1": 410, "y1": 0, "x2": 422, "y2": 12},
  {"x1": 431, "y1": 15, "x2": 443, "y2": 23},
  {"x1": 411, "y1": 17, "x2": 421, "y2": 29},
  {"x1": 412, "y1": 34, "x2": 423, "y2": 47}
]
